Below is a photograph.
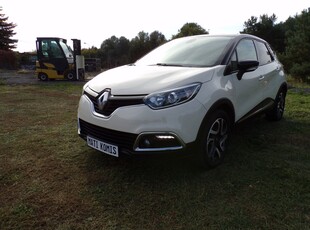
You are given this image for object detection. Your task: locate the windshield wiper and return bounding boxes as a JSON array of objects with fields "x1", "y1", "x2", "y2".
[{"x1": 155, "y1": 63, "x2": 184, "y2": 67}]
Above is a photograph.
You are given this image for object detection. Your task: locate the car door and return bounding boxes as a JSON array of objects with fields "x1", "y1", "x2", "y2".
[
  {"x1": 254, "y1": 40, "x2": 281, "y2": 100},
  {"x1": 230, "y1": 39, "x2": 264, "y2": 120}
]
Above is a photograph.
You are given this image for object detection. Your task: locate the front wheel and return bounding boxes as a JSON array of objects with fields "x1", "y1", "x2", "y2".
[
  {"x1": 38, "y1": 73, "x2": 48, "y2": 81},
  {"x1": 198, "y1": 110, "x2": 231, "y2": 169},
  {"x1": 66, "y1": 71, "x2": 76, "y2": 81}
]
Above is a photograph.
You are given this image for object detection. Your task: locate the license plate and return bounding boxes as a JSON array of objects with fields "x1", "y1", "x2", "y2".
[{"x1": 87, "y1": 136, "x2": 119, "y2": 157}]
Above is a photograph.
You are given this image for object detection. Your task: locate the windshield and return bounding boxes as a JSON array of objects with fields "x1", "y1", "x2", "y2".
[
  {"x1": 135, "y1": 36, "x2": 232, "y2": 67},
  {"x1": 59, "y1": 40, "x2": 73, "y2": 59}
]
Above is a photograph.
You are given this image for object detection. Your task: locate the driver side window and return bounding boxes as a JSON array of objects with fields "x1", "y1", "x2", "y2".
[
  {"x1": 227, "y1": 39, "x2": 258, "y2": 73},
  {"x1": 236, "y1": 39, "x2": 257, "y2": 62}
]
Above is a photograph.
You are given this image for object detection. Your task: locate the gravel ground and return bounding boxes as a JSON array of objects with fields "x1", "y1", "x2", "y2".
[
  {"x1": 289, "y1": 86, "x2": 310, "y2": 94},
  {"x1": 0, "y1": 70, "x2": 96, "y2": 85}
]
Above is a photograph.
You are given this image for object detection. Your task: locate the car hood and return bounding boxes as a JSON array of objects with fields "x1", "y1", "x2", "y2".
[{"x1": 86, "y1": 65, "x2": 216, "y2": 95}]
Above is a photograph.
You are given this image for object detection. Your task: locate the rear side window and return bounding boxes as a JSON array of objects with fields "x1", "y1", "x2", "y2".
[{"x1": 254, "y1": 41, "x2": 274, "y2": 65}]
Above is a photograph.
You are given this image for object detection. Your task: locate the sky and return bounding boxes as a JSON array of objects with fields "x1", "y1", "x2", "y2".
[{"x1": 1, "y1": 0, "x2": 309, "y2": 52}]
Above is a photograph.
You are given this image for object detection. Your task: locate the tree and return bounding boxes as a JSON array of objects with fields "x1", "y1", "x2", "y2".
[
  {"x1": 0, "y1": 7, "x2": 18, "y2": 50},
  {"x1": 241, "y1": 14, "x2": 285, "y2": 53},
  {"x1": 100, "y1": 36, "x2": 129, "y2": 68},
  {"x1": 242, "y1": 16, "x2": 259, "y2": 34},
  {"x1": 82, "y1": 46, "x2": 99, "y2": 58},
  {"x1": 116, "y1": 36, "x2": 130, "y2": 65},
  {"x1": 284, "y1": 9, "x2": 310, "y2": 81},
  {"x1": 148, "y1": 31, "x2": 166, "y2": 50},
  {"x1": 172, "y1": 22, "x2": 208, "y2": 39},
  {"x1": 242, "y1": 10, "x2": 310, "y2": 81},
  {"x1": 129, "y1": 31, "x2": 150, "y2": 62},
  {"x1": 96, "y1": 31, "x2": 166, "y2": 69}
]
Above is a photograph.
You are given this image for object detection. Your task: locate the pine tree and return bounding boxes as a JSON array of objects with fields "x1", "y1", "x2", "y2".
[{"x1": 0, "y1": 6, "x2": 18, "y2": 50}]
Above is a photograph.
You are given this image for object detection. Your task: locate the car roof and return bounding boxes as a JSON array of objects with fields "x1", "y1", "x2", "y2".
[{"x1": 183, "y1": 33, "x2": 266, "y2": 41}]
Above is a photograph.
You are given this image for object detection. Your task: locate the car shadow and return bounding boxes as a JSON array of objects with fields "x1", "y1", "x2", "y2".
[{"x1": 82, "y1": 113, "x2": 308, "y2": 186}]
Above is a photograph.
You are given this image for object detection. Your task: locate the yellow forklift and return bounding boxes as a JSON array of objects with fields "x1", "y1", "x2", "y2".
[{"x1": 35, "y1": 37, "x2": 85, "y2": 81}]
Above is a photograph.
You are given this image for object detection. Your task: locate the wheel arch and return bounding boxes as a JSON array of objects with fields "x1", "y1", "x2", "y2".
[
  {"x1": 265, "y1": 81, "x2": 288, "y2": 121},
  {"x1": 197, "y1": 98, "x2": 235, "y2": 140},
  {"x1": 279, "y1": 82, "x2": 288, "y2": 95},
  {"x1": 273, "y1": 81, "x2": 288, "y2": 101}
]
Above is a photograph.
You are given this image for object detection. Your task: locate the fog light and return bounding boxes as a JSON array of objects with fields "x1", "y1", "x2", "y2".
[
  {"x1": 155, "y1": 135, "x2": 175, "y2": 139},
  {"x1": 144, "y1": 139, "x2": 151, "y2": 147},
  {"x1": 134, "y1": 133, "x2": 184, "y2": 151}
]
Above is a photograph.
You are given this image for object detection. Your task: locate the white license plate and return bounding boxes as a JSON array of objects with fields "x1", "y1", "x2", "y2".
[{"x1": 87, "y1": 136, "x2": 119, "y2": 157}]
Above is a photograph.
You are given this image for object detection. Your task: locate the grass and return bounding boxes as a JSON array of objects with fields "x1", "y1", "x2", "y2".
[{"x1": 0, "y1": 82, "x2": 309, "y2": 229}]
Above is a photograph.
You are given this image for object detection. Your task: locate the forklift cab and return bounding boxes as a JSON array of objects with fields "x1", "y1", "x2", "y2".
[{"x1": 35, "y1": 37, "x2": 84, "y2": 81}]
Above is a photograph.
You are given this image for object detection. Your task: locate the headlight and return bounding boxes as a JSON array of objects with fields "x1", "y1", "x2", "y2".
[{"x1": 144, "y1": 83, "x2": 201, "y2": 109}]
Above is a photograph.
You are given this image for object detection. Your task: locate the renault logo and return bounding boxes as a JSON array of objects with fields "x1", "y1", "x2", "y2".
[{"x1": 97, "y1": 89, "x2": 111, "y2": 110}]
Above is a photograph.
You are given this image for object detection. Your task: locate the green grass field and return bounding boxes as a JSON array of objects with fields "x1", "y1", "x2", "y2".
[{"x1": 0, "y1": 82, "x2": 309, "y2": 229}]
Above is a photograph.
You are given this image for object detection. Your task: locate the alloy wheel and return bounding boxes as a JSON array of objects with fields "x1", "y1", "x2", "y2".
[
  {"x1": 39, "y1": 73, "x2": 48, "y2": 81},
  {"x1": 276, "y1": 92, "x2": 285, "y2": 118},
  {"x1": 205, "y1": 117, "x2": 228, "y2": 163}
]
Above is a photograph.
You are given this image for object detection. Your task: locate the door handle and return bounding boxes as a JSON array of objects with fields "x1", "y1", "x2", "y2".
[{"x1": 259, "y1": 76, "x2": 265, "y2": 81}]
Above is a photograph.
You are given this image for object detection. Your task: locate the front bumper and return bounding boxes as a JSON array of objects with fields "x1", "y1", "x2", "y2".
[{"x1": 78, "y1": 94, "x2": 206, "y2": 155}]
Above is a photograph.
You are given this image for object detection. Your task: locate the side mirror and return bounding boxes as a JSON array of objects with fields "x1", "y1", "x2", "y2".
[{"x1": 237, "y1": 61, "x2": 259, "y2": 80}]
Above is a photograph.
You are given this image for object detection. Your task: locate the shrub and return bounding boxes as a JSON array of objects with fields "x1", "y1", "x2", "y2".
[
  {"x1": 0, "y1": 50, "x2": 17, "y2": 69},
  {"x1": 290, "y1": 62, "x2": 310, "y2": 83}
]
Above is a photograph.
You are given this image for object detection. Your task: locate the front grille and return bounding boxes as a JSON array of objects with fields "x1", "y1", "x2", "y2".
[
  {"x1": 84, "y1": 91, "x2": 144, "y2": 116},
  {"x1": 79, "y1": 119, "x2": 138, "y2": 151}
]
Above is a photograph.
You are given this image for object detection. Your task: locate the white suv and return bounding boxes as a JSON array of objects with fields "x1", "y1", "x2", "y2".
[{"x1": 78, "y1": 34, "x2": 287, "y2": 168}]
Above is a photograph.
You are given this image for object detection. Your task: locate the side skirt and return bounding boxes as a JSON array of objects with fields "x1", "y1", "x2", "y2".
[{"x1": 237, "y1": 98, "x2": 274, "y2": 123}]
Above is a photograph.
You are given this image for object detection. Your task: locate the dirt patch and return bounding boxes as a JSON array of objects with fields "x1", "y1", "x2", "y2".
[{"x1": 0, "y1": 70, "x2": 37, "y2": 85}]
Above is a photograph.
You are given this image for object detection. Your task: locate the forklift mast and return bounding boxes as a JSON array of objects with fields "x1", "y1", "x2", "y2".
[{"x1": 72, "y1": 39, "x2": 85, "y2": 80}]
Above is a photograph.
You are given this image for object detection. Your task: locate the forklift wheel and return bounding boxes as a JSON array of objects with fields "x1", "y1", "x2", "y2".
[
  {"x1": 38, "y1": 73, "x2": 48, "y2": 81},
  {"x1": 66, "y1": 72, "x2": 76, "y2": 81}
]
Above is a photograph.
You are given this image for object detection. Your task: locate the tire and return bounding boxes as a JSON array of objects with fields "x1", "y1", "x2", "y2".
[
  {"x1": 266, "y1": 88, "x2": 286, "y2": 121},
  {"x1": 66, "y1": 71, "x2": 76, "y2": 81},
  {"x1": 198, "y1": 110, "x2": 231, "y2": 169},
  {"x1": 38, "y1": 73, "x2": 48, "y2": 81}
]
